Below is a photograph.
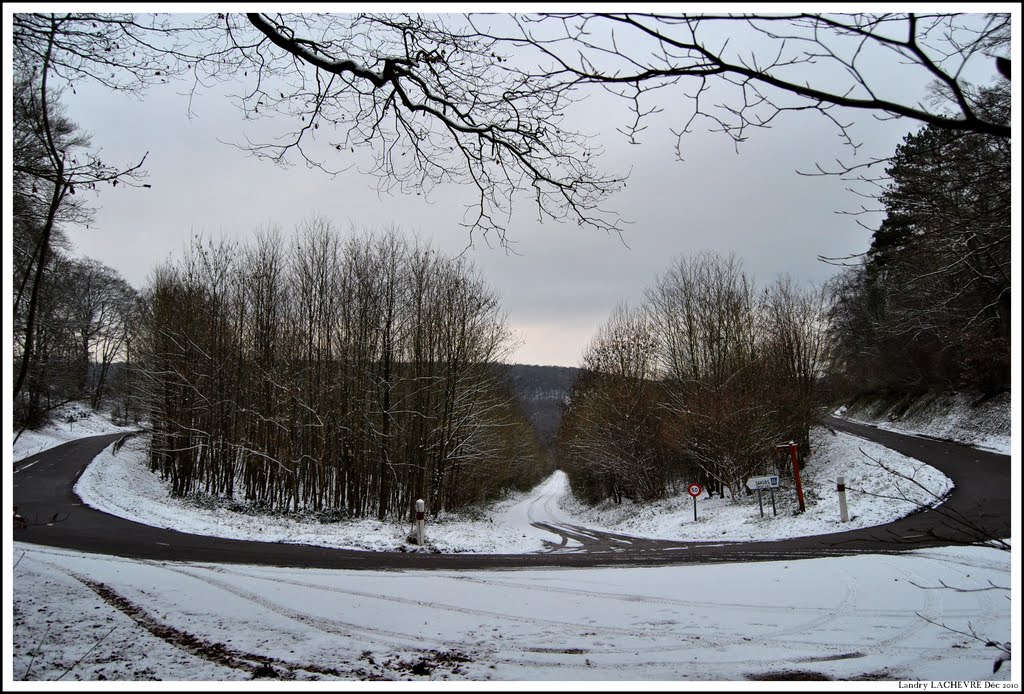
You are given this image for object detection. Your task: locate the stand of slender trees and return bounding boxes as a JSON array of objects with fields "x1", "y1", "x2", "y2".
[
  {"x1": 559, "y1": 253, "x2": 832, "y2": 505},
  {"x1": 135, "y1": 220, "x2": 546, "y2": 520},
  {"x1": 13, "y1": 69, "x2": 140, "y2": 431}
]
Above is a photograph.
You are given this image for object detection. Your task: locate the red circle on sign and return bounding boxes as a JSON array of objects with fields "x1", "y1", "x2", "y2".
[{"x1": 687, "y1": 483, "x2": 703, "y2": 498}]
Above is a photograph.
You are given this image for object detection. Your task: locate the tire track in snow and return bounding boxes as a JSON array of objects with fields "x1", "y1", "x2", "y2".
[
  {"x1": 185, "y1": 564, "x2": 806, "y2": 665},
  {"x1": 153, "y1": 563, "x2": 449, "y2": 652},
  {"x1": 907, "y1": 550, "x2": 1011, "y2": 575},
  {"x1": 197, "y1": 563, "x2": 958, "y2": 664},
  {"x1": 186, "y1": 562, "x2": 652, "y2": 640},
  {"x1": 446, "y1": 567, "x2": 987, "y2": 669},
  {"x1": 23, "y1": 551, "x2": 977, "y2": 678},
  {"x1": 158, "y1": 564, "x2": 713, "y2": 671},
  {"x1": 448, "y1": 573, "x2": 910, "y2": 619},
  {"x1": 755, "y1": 579, "x2": 858, "y2": 640},
  {"x1": 30, "y1": 557, "x2": 352, "y2": 679},
  {"x1": 863, "y1": 557, "x2": 1001, "y2": 676}
]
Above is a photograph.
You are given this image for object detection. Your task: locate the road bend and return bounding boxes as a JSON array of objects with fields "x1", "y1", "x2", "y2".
[{"x1": 12, "y1": 418, "x2": 1010, "y2": 570}]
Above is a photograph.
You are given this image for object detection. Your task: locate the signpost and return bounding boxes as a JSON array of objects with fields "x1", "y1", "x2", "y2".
[
  {"x1": 746, "y1": 475, "x2": 779, "y2": 517},
  {"x1": 687, "y1": 483, "x2": 703, "y2": 521},
  {"x1": 746, "y1": 475, "x2": 780, "y2": 490}
]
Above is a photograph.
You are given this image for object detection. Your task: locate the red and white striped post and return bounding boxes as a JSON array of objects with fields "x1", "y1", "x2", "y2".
[
  {"x1": 837, "y1": 476, "x2": 849, "y2": 522},
  {"x1": 415, "y1": 499, "x2": 425, "y2": 546}
]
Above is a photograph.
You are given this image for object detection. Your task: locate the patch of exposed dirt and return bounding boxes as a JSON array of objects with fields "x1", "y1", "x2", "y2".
[
  {"x1": 795, "y1": 651, "x2": 865, "y2": 663},
  {"x1": 747, "y1": 669, "x2": 833, "y2": 681},
  {"x1": 363, "y1": 649, "x2": 474, "y2": 680},
  {"x1": 842, "y1": 668, "x2": 900, "y2": 681}
]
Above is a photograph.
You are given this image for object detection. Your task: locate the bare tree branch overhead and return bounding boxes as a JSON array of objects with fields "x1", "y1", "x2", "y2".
[
  {"x1": 484, "y1": 13, "x2": 1011, "y2": 148},
  {"x1": 11, "y1": 11, "x2": 1009, "y2": 246},
  {"x1": 228, "y1": 12, "x2": 1010, "y2": 239},
  {"x1": 227, "y1": 12, "x2": 628, "y2": 244}
]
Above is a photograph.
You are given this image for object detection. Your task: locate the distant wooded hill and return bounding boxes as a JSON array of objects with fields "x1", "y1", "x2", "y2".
[
  {"x1": 63, "y1": 360, "x2": 579, "y2": 457},
  {"x1": 503, "y1": 364, "x2": 580, "y2": 451}
]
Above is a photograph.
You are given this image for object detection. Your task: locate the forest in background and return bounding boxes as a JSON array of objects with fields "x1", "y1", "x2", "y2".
[
  {"x1": 559, "y1": 84, "x2": 1010, "y2": 506},
  {"x1": 12, "y1": 13, "x2": 1010, "y2": 517},
  {"x1": 12, "y1": 81, "x2": 1010, "y2": 517}
]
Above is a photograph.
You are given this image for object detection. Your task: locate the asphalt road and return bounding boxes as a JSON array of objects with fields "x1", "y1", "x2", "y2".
[{"x1": 12, "y1": 418, "x2": 1011, "y2": 570}]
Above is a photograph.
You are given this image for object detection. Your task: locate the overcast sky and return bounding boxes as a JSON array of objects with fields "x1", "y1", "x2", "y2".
[{"x1": 7, "y1": 8, "x2": 1012, "y2": 367}]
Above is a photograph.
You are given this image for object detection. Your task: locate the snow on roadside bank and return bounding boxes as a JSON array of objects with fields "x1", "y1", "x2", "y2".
[
  {"x1": 558, "y1": 426, "x2": 954, "y2": 543},
  {"x1": 75, "y1": 426, "x2": 953, "y2": 552},
  {"x1": 74, "y1": 437, "x2": 555, "y2": 554},
  {"x1": 837, "y1": 391, "x2": 1010, "y2": 455},
  {"x1": 12, "y1": 402, "x2": 136, "y2": 462}
]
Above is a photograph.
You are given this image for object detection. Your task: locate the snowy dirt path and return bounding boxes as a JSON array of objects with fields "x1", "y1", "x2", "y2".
[
  {"x1": 10, "y1": 542, "x2": 1011, "y2": 682},
  {"x1": 467, "y1": 471, "x2": 702, "y2": 555},
  {"x1": 495, "y1": 470, "x2": 586, "y2": 551}
]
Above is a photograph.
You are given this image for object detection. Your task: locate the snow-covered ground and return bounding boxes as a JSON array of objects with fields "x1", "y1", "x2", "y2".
[
  {"x1": 8, "y1": 406, "x2": 1017, "y2": 683},
  {"x1": 73, "y1": 426, "x2": 953, "y2": 552},
  {"x1": 835, "y1": 391, "x2": 1011, "y2": 455},
  {"x1": 9, "y1": 541, "x2": 1013, "y2": 682},
  {"x1": 12, "y1": 402, "x2": 136, "y2": 462},
  {"x1": 74, "y1": 436, "x2": 583, "y2": 554},
  {"x1": 560, "y1": 427, "x2": 954, "y2": 543}
]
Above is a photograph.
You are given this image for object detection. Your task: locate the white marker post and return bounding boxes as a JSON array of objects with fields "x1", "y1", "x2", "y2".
[
  {"x1": 415, "y1": 499, "x2": 426, "y2": 546},
  {"x1": 837, "y1": 476, "x2": 849, "y2": 522}
]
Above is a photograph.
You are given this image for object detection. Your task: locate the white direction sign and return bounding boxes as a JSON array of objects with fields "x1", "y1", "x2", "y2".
[{"x1": 746, "y1": 475, "x2": 780, "y2": 491}]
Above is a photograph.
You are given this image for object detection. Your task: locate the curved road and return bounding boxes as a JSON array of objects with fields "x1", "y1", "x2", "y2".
[{"x1": 12, "y1": 417, "x2": 1010, "y2": 569}]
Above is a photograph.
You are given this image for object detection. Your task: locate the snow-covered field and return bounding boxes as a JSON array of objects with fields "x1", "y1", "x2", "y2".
[{"x1": 7, "y1": 405, "x2": 1017, "y2": 684}]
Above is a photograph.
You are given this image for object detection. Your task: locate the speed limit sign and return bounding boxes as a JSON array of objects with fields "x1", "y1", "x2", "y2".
[{"x1": 687, "y1": 483, "x2": 703, "y2": 521}]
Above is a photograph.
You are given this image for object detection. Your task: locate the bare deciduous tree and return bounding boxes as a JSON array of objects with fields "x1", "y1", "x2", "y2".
[
  {"x1": 11, "y1": 16, "x2": 151, "y2": 405},
  {"x1": 560, "y1": 303, "x2": 670, "y2": 504},
  {"x1": 646, "y1": 252, "x2": 774, "y2": 498}
]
